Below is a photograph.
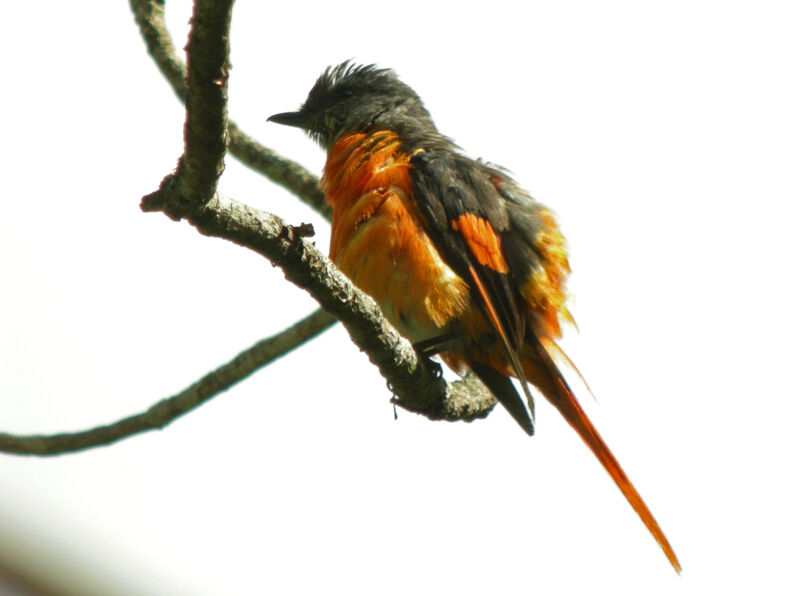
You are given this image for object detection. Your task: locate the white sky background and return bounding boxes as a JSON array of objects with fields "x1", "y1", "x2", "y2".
[{"x1": 1, "y1": 1, "x2": 798, "y2": 594}]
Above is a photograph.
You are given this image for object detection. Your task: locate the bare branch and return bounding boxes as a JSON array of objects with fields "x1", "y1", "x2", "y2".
[
  {"x1": 158, "y1": 0, "x2": 233, "y2": 217},
  {"x1": 1, "y1": 0, "x2": 506, "y2": 460},
  {"x1": 144, "y1": 184, "x2": 498, "y2": 422},
  {"x1": 430, "y1": 372, "x2": 497, "y2": 422},
  {"x1": 129, "y1": 0, "x2": 187, "y2": 101},
  {"x1": 0, "y1": 0, "x2": 501, "y2": 460},
  {"x1": 0, "y1": 309, "x2": 336, "y2": 456},
  {"x1": 129, "y1": 0, "x2": 329, "y2": 219}
]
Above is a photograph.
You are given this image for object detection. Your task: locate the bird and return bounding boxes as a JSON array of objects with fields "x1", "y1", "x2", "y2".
[{"x1": 268, "y1": 61, "x2": 680, "y2": 572}]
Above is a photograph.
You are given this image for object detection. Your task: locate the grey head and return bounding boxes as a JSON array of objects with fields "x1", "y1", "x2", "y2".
[{"x1": 268, "y1": 61, "x2": 452, "y2": 151}]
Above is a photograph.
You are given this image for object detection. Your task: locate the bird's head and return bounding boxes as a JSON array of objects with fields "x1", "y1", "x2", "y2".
[{"x1": 268, "y1": 61, "x2": 445, "y2": 151}]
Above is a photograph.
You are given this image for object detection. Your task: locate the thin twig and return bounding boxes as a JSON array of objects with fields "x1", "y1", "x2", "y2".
[
  {"x1": 130, "y1": 0, "x2": 187, "y2": 99},
  {"x1": 0, "y1": 309, "x2": 336, "y2": 456}
]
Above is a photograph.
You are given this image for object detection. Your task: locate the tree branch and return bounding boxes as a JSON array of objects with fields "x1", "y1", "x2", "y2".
[
  {"x1": 0, "y1": 0, "x2": 501, "y2": 457},
  {"x1": 0, "y1": 309, "x2": 336, "y2": 456},
  {"x1": 129, "y1": 0, "x2": 329, "y2": 219},
  {"x1": 143, "y1": 179, "x2": 498, "y2": 423},
  {"x1": 129, "y1": 0, "x2": 187, "y2": 100}
]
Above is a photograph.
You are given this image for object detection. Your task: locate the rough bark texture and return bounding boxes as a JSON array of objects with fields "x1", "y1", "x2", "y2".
[{"x1": 130, "y1": 0, "x2": 329, "y2": 218}]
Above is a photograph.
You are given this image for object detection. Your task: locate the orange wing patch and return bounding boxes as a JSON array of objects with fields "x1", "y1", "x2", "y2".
[{"x1": 450, "y1": 213, "x2": 509, "y2": 273}]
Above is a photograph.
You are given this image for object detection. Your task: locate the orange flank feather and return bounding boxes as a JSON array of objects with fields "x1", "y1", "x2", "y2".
[
  {"x1": 450, "y1": 213, "x2": 509, "y2": 273},
  {"x1": 322, "y1": 131, "x2": 469, "y2": 340},
  {"x1": 523, "y1": 209, "x2": 572, "y2": 334}
]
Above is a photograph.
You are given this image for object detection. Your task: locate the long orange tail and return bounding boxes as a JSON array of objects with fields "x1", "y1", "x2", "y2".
[{"x1": 523, "y1": 338, "x2": 681, "y2": 573}]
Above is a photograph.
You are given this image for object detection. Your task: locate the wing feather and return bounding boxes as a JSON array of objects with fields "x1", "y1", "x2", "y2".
[{"x1": 409, "y1": 150, "x2": 536, "y2": 429}]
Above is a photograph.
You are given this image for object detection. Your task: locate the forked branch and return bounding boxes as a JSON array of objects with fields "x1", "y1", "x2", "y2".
[{"x1": 0, "y1": 0, "x2": 497, "y2": 457}]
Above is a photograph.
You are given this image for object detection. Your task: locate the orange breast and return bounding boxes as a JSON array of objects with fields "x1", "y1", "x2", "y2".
[{"x1": 322, "y1": 131, "x2": 469, "y2": 342}]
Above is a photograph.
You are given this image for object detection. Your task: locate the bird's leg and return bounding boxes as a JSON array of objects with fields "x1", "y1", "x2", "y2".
[
  {"x1": 412, "y1": 332, "x2": 461, "y2": 379},
  {"x1": 412, "y1": 331, "x2": 458, "y2": 357},
  {"x1": 384, "y1": 334, "x2": 444, "y2": 393}
]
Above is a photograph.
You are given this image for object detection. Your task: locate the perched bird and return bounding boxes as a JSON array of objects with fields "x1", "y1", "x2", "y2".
[{"x1": 269, "y1": 61, "x2": 680, "y2": 572}]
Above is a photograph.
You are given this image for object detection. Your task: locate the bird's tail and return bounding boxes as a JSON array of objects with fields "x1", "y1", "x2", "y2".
[{"x1": 522, "y1": 337, "x2": 681, "y2": 573}]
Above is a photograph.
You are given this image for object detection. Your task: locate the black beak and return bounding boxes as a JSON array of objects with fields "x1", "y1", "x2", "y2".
[{"x1": 267, "y1": 111, "x2": 307, "y2": 128}]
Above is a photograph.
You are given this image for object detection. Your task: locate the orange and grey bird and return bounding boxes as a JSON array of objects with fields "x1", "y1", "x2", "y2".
[{"x1": 269, "y1": 61, "x2": 680, "y2": 572}]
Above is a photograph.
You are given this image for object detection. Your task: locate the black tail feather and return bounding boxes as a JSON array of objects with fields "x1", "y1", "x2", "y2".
[{"x1": 470, "y1": 361, "x2": 534, "y2": 435}]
